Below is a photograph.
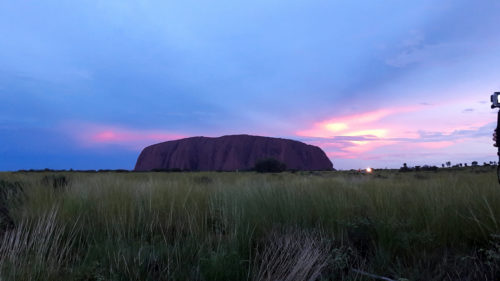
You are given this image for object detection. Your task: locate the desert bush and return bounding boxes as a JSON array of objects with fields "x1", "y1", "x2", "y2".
[
  {"x1": 254, "y1": 158, "x2": 287, "y2": 173},
  {"x1": 41, "y1": 175, "x2": 69, "y2": 189},
  {"x1": 0, "y1": 180, "x2": 25, "y2": 206},
  {"x1": 0, "y1": 180, "x2": 25, "y2": 234}
]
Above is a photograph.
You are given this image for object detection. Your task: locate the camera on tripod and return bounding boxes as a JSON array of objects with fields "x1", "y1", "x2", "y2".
[{"x1": 491, "y1": 92, "x2": 500, "y2": 108}]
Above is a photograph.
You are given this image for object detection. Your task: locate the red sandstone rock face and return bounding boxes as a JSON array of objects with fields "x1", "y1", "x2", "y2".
[{"x1": 134, "y1": 135, "x2": 333, "y2": 171}]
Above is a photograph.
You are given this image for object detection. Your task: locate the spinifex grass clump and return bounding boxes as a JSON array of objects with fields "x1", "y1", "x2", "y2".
[
  {"x1": 0, "y1": 168, "x2": 499, "y2": 280},
  {"x1": 251, "y1": 228, "x2": 330, "y2": 281}
]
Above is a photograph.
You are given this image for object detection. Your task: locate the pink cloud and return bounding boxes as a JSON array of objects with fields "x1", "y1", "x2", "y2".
[
  {"x1": 62, "y1": 122, "x2": 186, "y2": 150},
  {"x1": 89, "y1": 129, "x2": 184, "y2": 144}
]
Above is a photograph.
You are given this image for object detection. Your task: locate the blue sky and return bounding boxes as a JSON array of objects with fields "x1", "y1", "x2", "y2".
[{"x1": 1, "y1": 0, "x2": 500, "y2": 170}]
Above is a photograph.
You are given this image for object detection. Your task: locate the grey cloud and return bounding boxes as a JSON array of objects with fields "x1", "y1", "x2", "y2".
[
  {"x1": 385, "y1": 42, "x2": 474, "y2": 68},
  {"x1": 331, "y1": 135, "x2": 379, "y2": 141}
]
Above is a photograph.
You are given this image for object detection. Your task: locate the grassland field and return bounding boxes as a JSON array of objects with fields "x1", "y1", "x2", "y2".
[{"x1": 0, "y1": 167, "x2": 499, "y2": 281}]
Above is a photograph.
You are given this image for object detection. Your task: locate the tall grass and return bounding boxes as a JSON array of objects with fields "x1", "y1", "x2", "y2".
[
  {"x1": 0, "y1": 169, "x2": 499, "y2": 280},
  {"x1": 0, "y1": 206, "x2": 79, "y2": 280}
]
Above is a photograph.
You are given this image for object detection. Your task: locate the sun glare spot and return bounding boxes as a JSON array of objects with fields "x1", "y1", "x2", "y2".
[
  {"x1": 325, "y1": 123, "x2": 348, "y2": 132},
  {"x1": 366, "y1": 167, "x2": 373, "y2": 173}
]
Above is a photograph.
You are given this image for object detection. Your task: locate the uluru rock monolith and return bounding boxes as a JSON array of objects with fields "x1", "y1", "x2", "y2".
[{"x1": 134, "y1": 134, "x2": 333, "y2": 171}]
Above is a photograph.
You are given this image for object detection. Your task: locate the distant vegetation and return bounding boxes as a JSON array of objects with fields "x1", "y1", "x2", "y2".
[
  {"x1": 0, "y1": 168, "x2": 499, "y2": 280},
  {"x1": 399, "y1": 161, "x2": 496, "y2": 172}
]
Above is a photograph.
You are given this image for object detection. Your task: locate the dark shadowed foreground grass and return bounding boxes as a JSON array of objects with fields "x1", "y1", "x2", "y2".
[{"x1": 0, "y1": 169, "x2": 499, "y2": 280}]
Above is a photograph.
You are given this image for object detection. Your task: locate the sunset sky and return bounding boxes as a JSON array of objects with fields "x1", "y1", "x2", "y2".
[{"x1": 1, "y1": 0, "x2": 499, "y2": 170}]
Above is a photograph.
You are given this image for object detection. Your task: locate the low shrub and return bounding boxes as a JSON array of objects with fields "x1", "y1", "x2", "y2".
[{"x1": 254, "y1": 158, "x2": 287, "y2": 173}]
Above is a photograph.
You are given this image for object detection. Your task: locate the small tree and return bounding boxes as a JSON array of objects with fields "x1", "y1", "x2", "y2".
[
  {"x1": 446, "y1": 161, "x2": 451, "y2": 168},
  {"x1": 254, "y1": 158, "x2": 287, "y2": 173},
  {"x1": 399, "y1": 163, "x2": 410, "y2": 172}
]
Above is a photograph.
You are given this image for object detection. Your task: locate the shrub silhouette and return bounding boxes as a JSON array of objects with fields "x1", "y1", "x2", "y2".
[
  {"x1": 399, "y1": 163, "x2": 411, "y2": 172},
  {"x1": 422, "y1": 165, "x2": 438, "y2": 171},
  {"x1": 254, "y1": 158, "x2": 287, "y2": 173}
]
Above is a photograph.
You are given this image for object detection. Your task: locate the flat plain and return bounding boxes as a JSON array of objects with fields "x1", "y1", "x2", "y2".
[{"x1": 0, "y1": 168, "x2": 499, "y2": 281}]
